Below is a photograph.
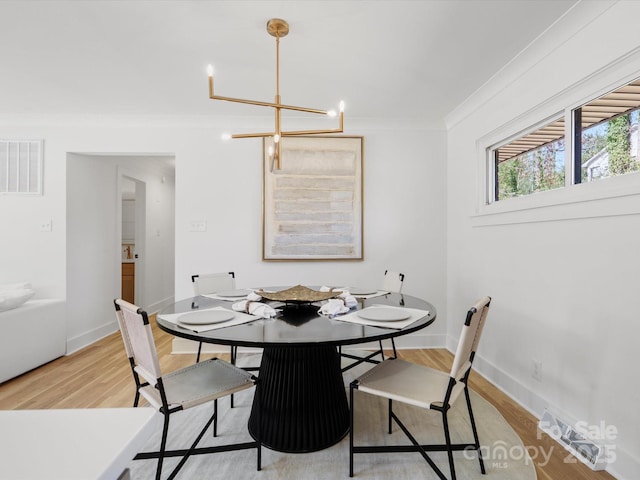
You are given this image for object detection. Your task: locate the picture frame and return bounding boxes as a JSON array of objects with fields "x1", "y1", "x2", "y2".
[{"x1": 262, "y1": 135, "x2": 364, "y2": 261}]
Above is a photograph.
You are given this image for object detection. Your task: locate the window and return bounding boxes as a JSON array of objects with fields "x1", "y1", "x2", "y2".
[
  {"x1": 488, "y1": 76, "x2": 640, "y2": 203},
  {"x1": 0, "y1": 139, "x2": 43, "y2": 195},
  {"x1": 574, "y1": 79, "x2": 640, "y2": 184},
  {"x1": 494, "y1": 118, "x2": 565, "y2": 201}
]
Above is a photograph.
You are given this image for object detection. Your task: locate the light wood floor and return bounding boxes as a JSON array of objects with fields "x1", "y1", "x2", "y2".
[{"x1": 0, "y1": 317, "x2": 615, "y2": 480}]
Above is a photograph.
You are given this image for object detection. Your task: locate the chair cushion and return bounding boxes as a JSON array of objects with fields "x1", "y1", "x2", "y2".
[
  {"x1": 140, "y1": 358, "x2": 255, "y2": 410},
  {"x1": 355, "y1": 358, "x2": 465, "y2": 410}
]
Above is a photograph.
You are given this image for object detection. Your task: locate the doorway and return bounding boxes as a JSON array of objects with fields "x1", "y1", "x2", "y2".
[
  {"x1": 65, "y1": 153, "x2": 175, "y2": 352},
  {"x1": 120, "y1": 176, "x2": 144, "y2": 304}
]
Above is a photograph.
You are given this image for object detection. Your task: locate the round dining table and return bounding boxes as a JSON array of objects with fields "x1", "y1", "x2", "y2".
[{"x1": 156, "y1": 288, "x2": 437, "y2": 453}]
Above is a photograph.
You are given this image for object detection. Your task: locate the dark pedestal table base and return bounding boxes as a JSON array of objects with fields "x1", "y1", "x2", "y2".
[{"x1": 248, "y1": 345, "x2": 349, "y2": 453}]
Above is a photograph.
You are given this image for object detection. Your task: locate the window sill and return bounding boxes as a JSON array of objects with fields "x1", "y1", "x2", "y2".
[{"x1": 472, "y1": 171, "x2": 640, "y2": 226}]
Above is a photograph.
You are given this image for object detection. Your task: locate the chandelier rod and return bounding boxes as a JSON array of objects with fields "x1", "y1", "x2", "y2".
[{"x1": 207, "y1": 18, "x2": 344, "y2": 169}]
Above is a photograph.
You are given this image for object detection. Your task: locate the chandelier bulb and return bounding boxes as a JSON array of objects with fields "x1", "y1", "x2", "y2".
[
  {"x1": 221, "y1": 133, "x2": 231, "y2": 141},
  {"x1": 274, "y1": 134, "x2": 281, "y2": 143},
  {"x1": 339, "y1": 100, "x2": 345, "y2": 113},
  {"x1": 268, "y1": 145, "x2": 274, "y2": 156},
  {"x1": 327, "y1": 110, "x2": 337, "y2": 118},
  {"x1": 207, "y1": 64, "x2": 214, "y2": 77}
]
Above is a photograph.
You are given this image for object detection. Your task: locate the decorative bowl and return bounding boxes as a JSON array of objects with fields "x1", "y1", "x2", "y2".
[{"x1": 256, "y1": 285, "x2": 339, "y2": 303}]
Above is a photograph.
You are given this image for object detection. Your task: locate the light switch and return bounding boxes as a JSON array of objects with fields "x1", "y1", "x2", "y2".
[{"x1": 189, "y1": 221, "x2": 207, "y2": 232}]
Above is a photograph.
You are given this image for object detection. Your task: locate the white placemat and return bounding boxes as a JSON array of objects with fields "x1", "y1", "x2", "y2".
[
  {"x1": 158, "y1": 306, "x2": 260, "y2": 332},
  {"x1": 334, "y1": 304, "x2": 429, "y2": 329},
  {"x1": 351, "y1": 289, "x2": 390, "y2": 299},
  {"x1": 321, "y1": 287, "x2": 390, "y2": 299}
]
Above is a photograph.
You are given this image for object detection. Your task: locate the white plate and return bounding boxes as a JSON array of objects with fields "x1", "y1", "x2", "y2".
[
  {"x1": 348, "y1": 287, "x2": 377, "y2": 296},
  {"x1": 357, "y1": 307, "x2": 411, "y2": 322},
  {"x1": 215, "y1": 289, "x2": 252, "y2": 298},
  {"x1": 178, "y1": 310, "x2": 235, "y2": 325}
]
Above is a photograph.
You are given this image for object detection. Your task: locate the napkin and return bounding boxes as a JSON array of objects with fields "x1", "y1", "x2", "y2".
[
  {"x1": 320, "y1": 287, "x2": 358, "y2": 309},
  {"x1": 232, "y1": 292, "x2": 277, "y2": 318},
  {"x1": 317, "y1": 287, "x2": 358, "y2": 317},
  {"x1": 318, "y1": 298, "x2": 352, "y2": 317}
]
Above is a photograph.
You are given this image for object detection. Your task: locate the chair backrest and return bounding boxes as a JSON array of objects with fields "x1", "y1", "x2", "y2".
[
  {"x1": 191, "y1": 272, "x2": 235, "y2": 296},
  {"x1": 383, "y1": 270, "x2": 404, "y2": 293},
  {"x1": 114, "y1": 298, "x2": 162, "y2": 387},
  {"x1": 449, "y1": 296, "x2": 491, "y2": 383}
]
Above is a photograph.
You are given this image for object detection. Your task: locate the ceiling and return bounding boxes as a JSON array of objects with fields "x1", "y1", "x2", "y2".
[{"x1": 0, "y1": 0, "x2": 579, "y2": 127}]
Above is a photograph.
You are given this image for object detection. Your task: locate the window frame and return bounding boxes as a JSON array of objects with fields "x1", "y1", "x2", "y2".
[
  {"x1": 490, "y1": 114, "x2": 567, "y2": 203},
  {"x1": 475, "y1": 62, "x2": 640, "y2": 225}
]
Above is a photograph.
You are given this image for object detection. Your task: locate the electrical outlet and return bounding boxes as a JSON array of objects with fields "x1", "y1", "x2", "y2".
[
  {"x1": 40, "y1": 219, "x2": 52, "y2": 232},
  {"x1": 532, "y1": 359, "x2": 542, "y2": 382}
]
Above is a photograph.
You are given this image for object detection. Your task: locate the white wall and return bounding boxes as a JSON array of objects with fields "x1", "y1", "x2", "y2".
[
  {"x1": 1, "y1": 120, "x2": 447, "y2": 353},
  {"x1": 446, "y1": 2, "x2": 640, "y2": 478},
  {"x1": 0, "y1": 134, "x2": 66, "y2": 298},
  {"x1": 174, "y1": 124, "x2": 448, "y2": 348}
]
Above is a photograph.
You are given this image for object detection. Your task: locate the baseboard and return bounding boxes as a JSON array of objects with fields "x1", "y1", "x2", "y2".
[
  {"x1": 394, "y1": 332, "x2": 447, "y2": 349},
  {"x1": 66, "y1": 321, "x2": 118, "y2": 355},
  {"x1": 146, "y1": 295, "x2": 174, "y2": 316},
  {"x1": 171, "y1": 338, "x2": 262, "y2": 355},
  {"x1": 171, "y1": 332, "x2": 447, "y2": 355}
]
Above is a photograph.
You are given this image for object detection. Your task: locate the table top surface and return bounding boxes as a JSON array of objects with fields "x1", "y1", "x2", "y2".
[{"x1": 157, "y1": 288, "x2": 437, "y2": 348}]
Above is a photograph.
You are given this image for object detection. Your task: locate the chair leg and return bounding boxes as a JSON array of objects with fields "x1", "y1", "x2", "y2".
[
  {"x1": 230, "y1": 346, "x2": 236, "y2": 408},
  {"x1": 377, "y1": 338, "x2": 397, "y2": 362},
  {"x1": 464, "y1": 387, "x2": 486, "y2": 474},
  {"x1": 349, "y1": 383, "x2": 355, "y2": 477},
  {"x1": 167, "y1": 406, "x2": 219, "y2": 480},
  {"x1": 212, "y1": 398, "x2": 218, "y2": 437},
  {"x1": 388, "y1": 399, "x2": 393, "y2": 434},
  {"x1": 156, "y1": 413, "x2": 170, "y2": 480},
  {"x1": 442, "y1": 411, "x2": 457, "y2": 480},
  {"x1": 255, "y1": 381, "x2": 262, "y2": 471},
  {"x1": 133, "y1": 391, "x2": 140, "y2": 408},
  {"x1": 391, "y1": 409, "x2": 448, "y2": 480},
  {"x1": 196, "y1": 342, "x2": 203, "y2": 363}
]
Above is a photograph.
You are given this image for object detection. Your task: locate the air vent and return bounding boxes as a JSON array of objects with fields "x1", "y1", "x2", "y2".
[
  {"x1": 538, "y1": 409, "x2": 608, "y2": 470},
  {"x1": 0, "y1": 139, "x2": 43, "y2": 194}
]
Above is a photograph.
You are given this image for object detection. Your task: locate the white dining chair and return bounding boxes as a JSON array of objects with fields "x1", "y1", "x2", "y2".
[
  {"x1": 114, "y1": 298, "x2": 261, "y2": 480},
  {"x1": 191, "y1": 272, "x2": 236, "y2": 363},
  {"x1": 382, "y1": 269, "x2": 405, "y2": 294},
  {"x1": 340, "y1": 270, "x2": 405, "y2": 372},
  {"x1": 192, "y1": 271, "x2": 260, "y2": 408},
  {"x1": 349, "y1": 296, "x2": 491, "y2": 480}
]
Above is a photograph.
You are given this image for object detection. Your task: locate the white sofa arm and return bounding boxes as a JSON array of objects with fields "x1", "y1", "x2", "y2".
[{"x1": 0, "y1": 299, "x2": 66, "y2": 384}]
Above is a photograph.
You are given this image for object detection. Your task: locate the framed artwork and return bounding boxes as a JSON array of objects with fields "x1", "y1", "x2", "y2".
[{"x1": 262, "y1": 136, "x2": 364, "y2": 261}]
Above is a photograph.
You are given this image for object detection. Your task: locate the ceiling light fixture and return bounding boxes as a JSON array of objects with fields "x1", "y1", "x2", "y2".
[{"x1": 207, "y1": 18, "x2": 344, "y2": 169}]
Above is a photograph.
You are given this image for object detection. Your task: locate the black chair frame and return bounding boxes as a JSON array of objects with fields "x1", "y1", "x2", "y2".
[
  {"x1": 134, "y1": 380, "x2": 262, "y2": 480},
  {"x1": 115, "y1": 300, "x2": 262, "y2": 480},
  {"x1": 349, "y1": 306, "x2": 487, "y2": 480},
  {"x1": 191, "y1": 272, "x2": 235, "y2": 363}
]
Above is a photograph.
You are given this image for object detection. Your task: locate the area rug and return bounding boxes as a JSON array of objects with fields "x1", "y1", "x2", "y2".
[{"x1": 127, "y1": 354, "x2": 536, "y2": 479}]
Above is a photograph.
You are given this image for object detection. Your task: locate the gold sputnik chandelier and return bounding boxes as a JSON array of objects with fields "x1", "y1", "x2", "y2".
[{"x1": 207, "y1": 18, "x2": 344, "y2": 169}]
